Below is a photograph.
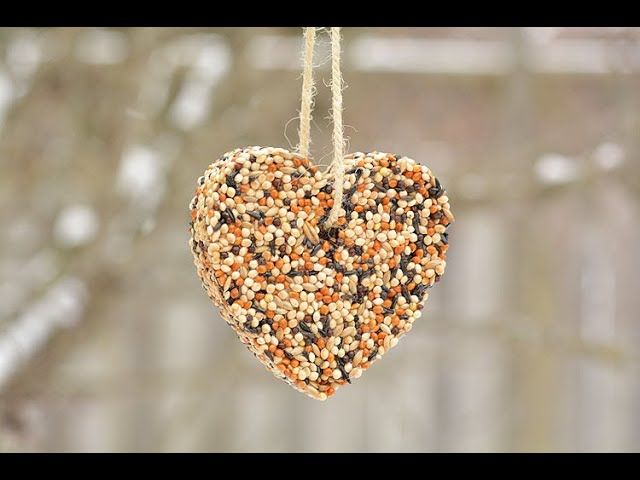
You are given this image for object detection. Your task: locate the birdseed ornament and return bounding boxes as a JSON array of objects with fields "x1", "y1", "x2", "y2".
[{"x1": 188, "y1": 28, "x2": 454, "y2": 400}]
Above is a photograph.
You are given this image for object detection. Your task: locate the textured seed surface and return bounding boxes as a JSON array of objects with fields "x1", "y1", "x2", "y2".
[{"x1": 189, "y1": 146, "x2": 454, "y2": 400}]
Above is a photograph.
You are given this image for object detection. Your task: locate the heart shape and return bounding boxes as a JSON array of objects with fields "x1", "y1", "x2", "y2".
[{"x1": 189, "y1": 146, "x2": 453, "y2": 400}]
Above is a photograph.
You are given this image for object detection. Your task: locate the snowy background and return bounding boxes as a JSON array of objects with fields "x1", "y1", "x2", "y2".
[{"x1": 1, "y1": 27, "x2": 640, "y2": 452}]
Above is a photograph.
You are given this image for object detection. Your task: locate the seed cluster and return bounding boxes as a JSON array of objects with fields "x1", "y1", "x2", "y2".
[{"x1": 189, "y1": 146, "x2": 453, "y2": 400}]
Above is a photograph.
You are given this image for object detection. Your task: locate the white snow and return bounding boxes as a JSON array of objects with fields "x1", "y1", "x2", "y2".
[
  {"x1": 535, "y1": 153, "x2": 578, "y2": 185},
  {"x1": 53, "y1": 204, "x2": 100, "y2": 248}
]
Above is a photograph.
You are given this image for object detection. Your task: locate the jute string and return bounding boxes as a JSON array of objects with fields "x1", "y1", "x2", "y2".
[
  {"x1": 297, "y1": 27, "x2": 345, "y2": 228},
  {"x1": 297, "y1": 27, "x2": 316, "y2": 159}
]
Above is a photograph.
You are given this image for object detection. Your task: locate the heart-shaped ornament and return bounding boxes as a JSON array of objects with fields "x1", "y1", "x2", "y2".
[{"x1": 189, "y1": 146, "x2": 453, "y2": 400}]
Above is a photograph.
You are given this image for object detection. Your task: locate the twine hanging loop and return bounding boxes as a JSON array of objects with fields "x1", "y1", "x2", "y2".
[
  {"x1": 297, "y1": 27, "x2": 316, "y2": 159},
  {"x1": 297, "y1": 26, "x2": 345, "y2": 229}
]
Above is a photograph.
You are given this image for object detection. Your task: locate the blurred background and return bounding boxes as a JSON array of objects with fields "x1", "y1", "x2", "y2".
[{"x1": 1, "y1": 27, "x2": 640, "y2": 452}]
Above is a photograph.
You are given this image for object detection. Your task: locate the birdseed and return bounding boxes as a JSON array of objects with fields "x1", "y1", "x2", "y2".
[{"x1": 189, "y1": 146, "x2": 454, "y2": 400}]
